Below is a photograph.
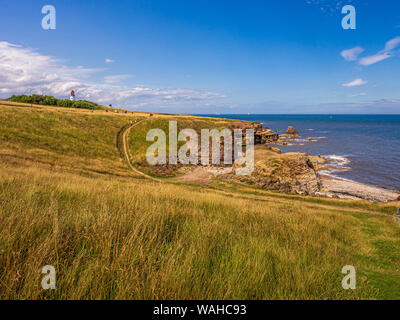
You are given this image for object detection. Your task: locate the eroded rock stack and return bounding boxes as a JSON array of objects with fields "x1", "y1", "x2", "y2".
[
  {"x1": 230, "y1": 122, "x2": 279, "y2": 145},
  {"x1": 285, "y1": 126, "x2": 299, "y2": 137},
  {"x1": 254, "y1": 153, "x2": 321, "y2": 195}
]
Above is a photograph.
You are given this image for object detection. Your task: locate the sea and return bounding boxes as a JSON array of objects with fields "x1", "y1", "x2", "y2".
[{"x1": 200, "y1": 114, "x2": 400, "y2": 191}]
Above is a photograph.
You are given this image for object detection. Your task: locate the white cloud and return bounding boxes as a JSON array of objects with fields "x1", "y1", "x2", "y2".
[
  {"x1": 340, "y1": 47, "x2": 364, "y2": 61},
  {"x1": 105, "y1": 58, "x2": 115, "y2": 63},
  {"x1": 359, "y1": 36, "x2": 400, "y2": 66},
  {"x1": 342, "y1": 78, "x2": 368, "y2": 87},
  {"x1": 359, "y1": 52, "x2": 392, "y2": 66},
  {"x1": 349, "y1": 92, "x2": 367, "y2": 97},
  {"x1": 0, "y1": 41, "x2": 224, "y2": 110},
  {"x1": 315, "y1": 99, "x2": 400, "y2": 114},
  {"x1": 384, "y1": 36, "x2": 400, "y2": 51},
  {"x1": 104, "y1": 74, "x2": 132, "y2": 84},
  {"x1": 340, "y1": 37, "x2": 400, "y2": 66}
]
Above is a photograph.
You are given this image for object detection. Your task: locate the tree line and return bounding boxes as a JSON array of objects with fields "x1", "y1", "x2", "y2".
[{"x1": 8, "y1": 94, "x2": 102, "y2": 110}]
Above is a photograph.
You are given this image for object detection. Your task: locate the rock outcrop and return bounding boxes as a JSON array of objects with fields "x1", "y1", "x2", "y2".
[
  {"x1": 252, "y1": 153, "x2": 321, "y2": 195},
  {"x1": 285, "y1": 126, "x2": 299, "y2": 137},
  {"x1": 256, "y1": 129, "x2": 280, "y2": 144},
  {"x1": 230, "y1": 122, "x2": 279, "y2": 145}
]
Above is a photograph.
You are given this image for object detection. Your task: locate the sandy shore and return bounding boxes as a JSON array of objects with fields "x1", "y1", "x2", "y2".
[{"x1": 318, "y1": 175, "x2": 400, "y2": 202}]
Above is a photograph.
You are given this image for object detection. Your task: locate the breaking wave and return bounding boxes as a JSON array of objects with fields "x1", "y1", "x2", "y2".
[
  {"x1": 318, "y1": 155, "x2": 352, "y2": 179},
  {"x1": 324, "y1": 155, "x2": 351, "y2": 167}
]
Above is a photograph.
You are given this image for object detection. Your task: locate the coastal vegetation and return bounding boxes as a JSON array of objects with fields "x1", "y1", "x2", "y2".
[
  {"x1": 0, "y1": 101, "x2": 399, "y2": 299},
  {"x1": 8, "y1": 94, "x2": 103, "y2": 110}
]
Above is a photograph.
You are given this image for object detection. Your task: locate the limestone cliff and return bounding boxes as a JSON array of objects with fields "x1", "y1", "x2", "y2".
[
  {"x1": 253, "y1": 153, "x2": 321, "y2": 195},
  {"x1": 230, "y1": 152, "x2": 321, "y2": 196},
  {"x1": 230, "y1": 121, "x2": 279, "y2": 144}
]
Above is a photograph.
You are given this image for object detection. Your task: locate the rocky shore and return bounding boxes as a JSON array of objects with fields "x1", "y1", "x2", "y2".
[
  {"x1": 170, "y1": 120, "x2": 400, "y2": 203},
  {"x1": 276, "y1": 125, "x2": 400, "y2": 202},
  {"x1": 241, "y1": 122, "x2": 400, "y2": 202},
  {"x1": 317, "y1": 175, "x2": 400, "y2": 202}
]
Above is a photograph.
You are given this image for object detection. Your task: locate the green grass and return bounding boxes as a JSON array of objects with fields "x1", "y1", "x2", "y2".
[
  {"x1": 0, "y1": 104, "x2": 143, "y2": 177},
  {"x1": 127, "y1": 117, "x2": 236, "y2": 176},
  {"x1": 0, "y1": 103, "x2": 399, "y2": 299},
  {"x1": 0, "y1": 168, "x2": 378, "y2": 299}
]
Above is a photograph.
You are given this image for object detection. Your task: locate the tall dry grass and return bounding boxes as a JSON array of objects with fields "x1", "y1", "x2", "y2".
[
  {"x1": 1, "y1": 103, "x2": 399, "y2": 299},
  {"x1": 0, "y1": 165, "x2": 377, "y2": 299}
]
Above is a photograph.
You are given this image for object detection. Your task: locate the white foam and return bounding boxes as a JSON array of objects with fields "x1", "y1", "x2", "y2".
[
  {"x1": 320, "y1": 155, "x2": 352, "y2": 176},
  {"x1": 324, "y1": 155, "x2": 351, "y2": 166},
  {"x1": 294, "y1": 138, "x2": 308, "y2": 142}
]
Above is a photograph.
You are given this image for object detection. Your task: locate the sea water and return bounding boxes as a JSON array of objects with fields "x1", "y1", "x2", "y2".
[{"x1": 200, "y1": 114, "x2": 400, "y2": 191}]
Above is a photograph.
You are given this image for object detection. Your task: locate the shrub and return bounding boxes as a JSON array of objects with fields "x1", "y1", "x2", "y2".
[
  {"x1": 8, "y1": 94, "x2": 100, "y2": 110},
  {"x1": 57, "y1": 99, "x2": 74, "y2": 108},
  {"x1": 73, "y1": 100, "x2": 94, "y2": 110}
]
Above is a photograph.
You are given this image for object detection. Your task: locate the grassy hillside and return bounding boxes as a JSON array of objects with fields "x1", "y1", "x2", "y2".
[
  {"x1": 126, "y1": 116, "x2": 242, "y2": 176},
  {"x1": 7, "y1": 94, "x2": 102, "y2": 110},
  {"x1": 0, "y1": 101, "x2": 399, "y2": 299},
  {"x1": 0, "y1": 102, "x2": 145, "y2": 177}
]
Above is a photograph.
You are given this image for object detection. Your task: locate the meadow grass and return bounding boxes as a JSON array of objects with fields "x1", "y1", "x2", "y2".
[
  {"x1": 127, "y1": 116, "x2": 237, "y2": 177},
  {"x1": 0, "y1": 103, "x2": 399, "y2": 299},
  {"x1": 127, "y1": 117, "x2": 235, "y2": 163},
  {"x1": 0, "y1": 104, "x2": 143, "y2": 177},
  {"x1": 0, "y1": 165, "x2": 379, "y2": 299}
]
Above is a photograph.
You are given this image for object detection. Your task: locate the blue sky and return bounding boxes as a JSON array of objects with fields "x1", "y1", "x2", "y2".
[{"x1": 0, "y1": 0, "x2": 399, "y2": 113}]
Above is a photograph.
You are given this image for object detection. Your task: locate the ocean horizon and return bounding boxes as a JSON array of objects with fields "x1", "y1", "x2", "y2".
[{"x1": 200, "y1": 114, "x2": 400, "y2": 191}]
